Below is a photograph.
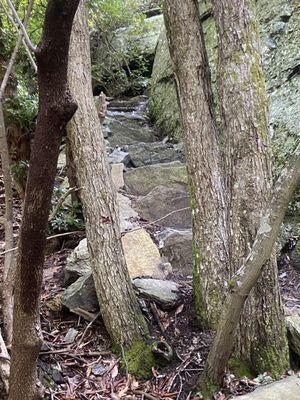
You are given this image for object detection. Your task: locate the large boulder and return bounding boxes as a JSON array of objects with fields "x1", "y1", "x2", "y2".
[
  {"x1": 124, "y1": 161, "x2": 188, "y2": 196},
  {"x1": 158, "y1": 229, "x2": 193, "y2": 274},
  {"x1": 134, "y1": 185, "x2": 191, "y2": 229},
  {"x1": 231, "y1": 376, "x2": 300, "y2": 400},
  {"x1": 123, "y1": 141, "x2": 184, "y2": 167}
]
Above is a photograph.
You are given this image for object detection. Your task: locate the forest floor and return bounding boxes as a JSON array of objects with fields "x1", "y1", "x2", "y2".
[{"x1": 0, "y1": 181, "x2": 300, "y2": 400}]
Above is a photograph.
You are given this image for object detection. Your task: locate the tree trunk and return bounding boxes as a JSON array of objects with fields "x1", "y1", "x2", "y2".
[
  {"x1": 201, "y1": 142, "x2": 300, "y2": 393},
  {"x1": 9, "y1": 1, "x2": 79, "y2": 399},
  {"x1": 211, "y1": 0, "x2": 289, "y2": 372},
  {"x1": 163, "y1": 0, "x2": 229, "y2": 328},
  {"x1": 67, "y1": 1, "x2": 149, "y2": 360}
]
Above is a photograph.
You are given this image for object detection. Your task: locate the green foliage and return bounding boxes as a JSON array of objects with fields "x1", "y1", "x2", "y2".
[
  {"x1": 4, "y1": 81, "x2": 38, "y2": 129},
  {"x1": 89, "y1": 0, "x2": 150, "y2": 96},
  {"x1": 49, "y1": 188, "x2": 85, "y2": 234}
]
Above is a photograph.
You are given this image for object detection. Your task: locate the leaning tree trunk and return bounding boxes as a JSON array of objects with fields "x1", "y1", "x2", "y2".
[
  {"x1": 9, "y1": 1, "x2": 79, "y2": 399},
  {"x1": 163, "y1": 0, "x2": 229, "y2": 328},
  {"x1": 200, "y1": 142, "x2": 300, "y2": 394},
  {"x1": 67, "y1": 1, "x2": 149, "y2": 359},
  {"x1": 212, "y1": 0, "x2": 289, "y2": 373}
]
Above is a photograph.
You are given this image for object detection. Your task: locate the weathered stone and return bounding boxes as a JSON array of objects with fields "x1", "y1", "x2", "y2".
[
  {"x1": 121, "y1": 228, "x2": 171, "y2": 279},
  {"x1": 124, "y1": 161, "x2": 188, "y2": 196},
  {"x1": 134, "y1": 185, "x2": 191, "y2": 229},
  {"x1": 133, "y1": 278, "x2": 181, "y2": 308},
  {"x1": 108, "y1": 147, "x2": 132, "y2": 166},
  {"x1": 111, "y1": 163, "x2": 124, "y2": 190},
  {"x1": 61, "y1": 273, "x2": 99, "y2": 313},
  {"x1": 65, "y1": 239, "x2": 91, "y2": 286},
  {"x1": 231, "y1": 376, "x2": 300, "y2": 400},
  {"x1": 123, "y1": 141, "x2": 183, "y2": 167},
  {"x1": 159, "y1": 229, "x2": 192, "y2": 274},
  {"x1": 117, "y1": 193, "x2": 139, "y2": 232},
  {"x1": 286, "y1": 313, "x2": 300, "y2": 357}
]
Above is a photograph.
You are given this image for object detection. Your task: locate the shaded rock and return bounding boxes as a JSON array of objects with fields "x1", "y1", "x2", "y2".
[
  {"x1": 65, "y1": 239, "x2": 91, "y2": 286},
  {"x1": 133, "y1": 278, "x2": 181, "y2": 308},
  {"x1": 61, "y1": 273, "x2": 99, "y2": 313},
  {"x1": 286, "y1": 313, "x2": 300, "y2": 357},
  {"x1": 108, "y1": 147, "x2": 132, "y2": 166},
  {"x1": 111, "y1": 163, "x2": 124, "y2": 190},
  {"x1": 122, "y1": 228, "x2": 171, "y2": 278},
  {"x1": 134, "y1": 185, "x2": 191, "y2": 229},
  {"x1": 231, "y1": 376, "x2": 300, "y2": 400},
  {"x1": 108, "y1": 95, "x2": 148, "y2": 110},
  {"x1": 106, "y1": 117, "x2": 156, "y2": 147},
  {"x1": 123, "y1": 141, "x2": 183, "y2": 167},
  {"x1": 117, "y1": 193, "x2": 139, "y2": 232},
  {"x1": 159, "y1": 229, "x2": 192, "y2": 274},
  {"x1": 124, "y1": 161, "x2": 188, "y2": 196}
]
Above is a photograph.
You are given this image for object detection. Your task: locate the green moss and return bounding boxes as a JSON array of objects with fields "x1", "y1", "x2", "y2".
[
  {"x1": 196, "y1": 374, "x2": 219, "y2": 400},
  {"x1": 228, "y1": 357, "x2": 255, "y2": 378},
  {"x1": 251, "y1": 341, "x2": 290, "y2": 377}
]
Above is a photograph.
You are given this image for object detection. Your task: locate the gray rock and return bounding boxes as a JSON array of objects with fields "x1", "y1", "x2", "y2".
[
  {"x1": 108, "y1": 147, "x2": 132, "y2": 166},
  {"x1": 65, "y1": 239, "x2": 91, "y2": 286},
  {"x1": 133, "y1": 278, "x2": 181, "y2": 308},
  {"x1": 159, "y1": 229, "x2": 192, "y2": 274},
  {"x1": 134, "y1": 185, "x2": 191, "y2": 229},
  {"x1": 286, "y1": 313, "x2": 300, "y2": 357},
  {"x1": 111, "y1": 163, "x2": 124, "y2": 190},
  {"x1": 124, "y1": 161, "x2": 188, "y2": 196},
  {"x1": 117, "y1": 193, "x2": 139, "y2": 232},
  {"x1": 123, "y1": 141, "x2": 183, "y2": 167},
  {"x1": 107, "y1": 117, "x2": 156, "y2": 147},
  {"x1": 231, "y1": 376, "x2": 300, "y2": 400},
  {"x1": 61, "y1": 273, "x2": 99, "y2": 313}
]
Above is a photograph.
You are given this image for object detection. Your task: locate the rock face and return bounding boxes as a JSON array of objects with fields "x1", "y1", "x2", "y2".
[
  {"x1": 111, "y1": 163, "x2": 124, "y2": 190},
  {"x1": 124, "y1": 161, "x2": 188, "y2": 196},
  {"x1": 231, "y1": 376, "x2": 300, "y2": 400},
  {"x1": 65, "y1": 239, "x2": 91, "y2": 286},
  {"x1": 117, "y1": 193, "x2": 139, "y2": 232},
  {"x1": 286, "y1": 314, "x2": 300, "y2": 357},
  {"x1": 133, "y1": 278, "x2": 181, "y2": 308},
  {"x1": 158, "y1": 229, "x2": 193, "y2": 274},
  {"x1": 121, "y1": 228, "x2": 171, "y2": 278},
  {"x1": 134, "y1": 185, "x2": 191, "y2": 229}
]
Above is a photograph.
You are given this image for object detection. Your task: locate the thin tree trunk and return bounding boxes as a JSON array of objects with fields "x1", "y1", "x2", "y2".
[
  {"x1": 212, "y1": 0, "x2": 289, "y2": 372},
  {"x1": 0, "y1": 0, "x2": 34, "y2": 348},
  {"x1": 67, "y1": 1, "x2": 149, "y2": 355},
  {"x1": 163, "y1": 0, "x2": 229, "y2": 328},
  {"x1": 201, "y1": 142, "x2": 300, "y2": 392},
  {"x1": 9, "y1": 1, "x2": 79, "y2": 399}
]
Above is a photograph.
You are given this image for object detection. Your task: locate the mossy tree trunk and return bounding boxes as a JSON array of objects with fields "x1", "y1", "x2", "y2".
[
  {"x1": 211, "y1": 0, "x2": 289, "y2": 372},
  {"x1": 164, "y1": 0, "x2": 289, "y2": 381},
  {"x1": 9, "y1": 1, "x2": 79, "y2": 399},
  {"x1": 163, "y1": 0, "x2": 229, "y2": 328},
  {"x1": 67, "y1": 1, "x2": 149, "y2": 359}
]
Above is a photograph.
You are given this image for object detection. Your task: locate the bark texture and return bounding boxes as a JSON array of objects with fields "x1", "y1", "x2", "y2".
[
  {"x1": 163, "y1": 0, "x2": 229, "y2": 328},
  {"x1": 202, "y1": 142, "x2": 300, "y2": 389},
  {"x1": 9, "y1": 1, "x2": 79, "y2": 399},
  {"x1": 67, "y1": 1, "x2": 148, "y2": 349},
  {"x1": 212, "y1": 0, "x2": 289, "y2": 371}
]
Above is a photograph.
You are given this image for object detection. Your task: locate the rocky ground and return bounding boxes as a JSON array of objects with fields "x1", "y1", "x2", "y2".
[{"x1": 0, "y1": 96, "x2": 300, "y2": 399}]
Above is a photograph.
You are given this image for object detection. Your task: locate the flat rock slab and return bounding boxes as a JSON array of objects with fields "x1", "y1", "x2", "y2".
[
  {"x1": 124, "y1": 161, "x2": 188, "y2": 196},
  {"x1": 231, "y1": 376, "x2": 300, "y2": 400},
  {"x1": 133, "y1": 278, "x2": 181, "y2": 308}
]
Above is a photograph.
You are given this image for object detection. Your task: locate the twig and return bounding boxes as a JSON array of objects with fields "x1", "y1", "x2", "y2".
[
  {"x1": 0, "y1": 230, "x2": 84, "y2": 256},
  {"x1": 150, "y1": 302, "x2": 165, "y2": 335},
  {"x1": 39, "y1": 348, "x2": 110, "y2": 356},
  {"x1": 132, "y1": 391, "x2": 159, "y2": 400},
  {"x1": 6, "y1": 0, "x2": 37, "y2": 52},
  {"x1": 49, "y1": 186, "x2": 81, "y2": 221},
  {"x1": 122, "y1": 206, "x2": 190, "y2": 235},
  {"x1": 76, "y1": 311, "x2": 100, "y2": 349},
  {"x1": 0, "y1": 330, "x2": 10, "y2": 393}
]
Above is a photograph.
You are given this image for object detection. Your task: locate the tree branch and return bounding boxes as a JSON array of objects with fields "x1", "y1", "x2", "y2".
[{"x1": 6, "y1": 0, "x2": 37, "y2": 52}]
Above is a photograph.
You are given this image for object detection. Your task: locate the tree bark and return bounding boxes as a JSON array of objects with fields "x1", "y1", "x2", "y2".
[
  {"x1": 211, "y1": 0, "x2": 289, "y2": 372},
  {"x1": 201, "y1": 142, "x2": 300, "y2": 391},
  {"x1": 163, "y1": 0, "x2": 229, "y2": 328},
  {"x1": 67, "y1": 0, "x2": 149, "y2": 353},
  {"x1": 8, "y1": 1, "x2": 79, "y2": 399}
]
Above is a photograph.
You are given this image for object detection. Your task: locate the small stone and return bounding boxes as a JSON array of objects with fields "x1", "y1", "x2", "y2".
[
  {"x1": 63, "y1": 328, "x2": 78, "y2": 344},
  {"x1": 92, "y1": 364, "x2": 107, "y2": 376}
]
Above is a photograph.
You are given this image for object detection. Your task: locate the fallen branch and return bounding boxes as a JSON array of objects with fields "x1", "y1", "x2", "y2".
[{"x1": 48, "y1": 186, "x2": 81, "y2": 221}]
